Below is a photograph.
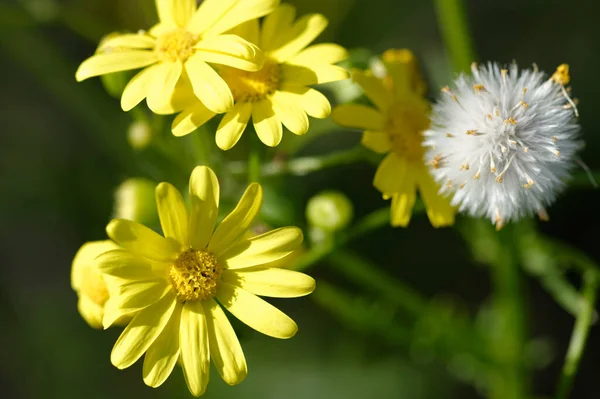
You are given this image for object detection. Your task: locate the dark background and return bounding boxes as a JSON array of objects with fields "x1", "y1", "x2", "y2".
[{"x1": 1, "y1": 0, "x2": 599, "y2": 398}]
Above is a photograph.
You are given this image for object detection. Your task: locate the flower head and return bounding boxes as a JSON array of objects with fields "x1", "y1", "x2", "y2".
[
  {"x1": 423, "y1": 62, "x2": 581, "y2": 228},
  {"x1": 71, "y1": 240, "x2": 122, "y2": 328},
  {"x1": 332, "y1": 49, "x2": 455, "y2": 228},
  {"x1": 94, "y1": 166, "x2": 315, "y2": 396},
  {"x1": 170, "y1": 4, "x2": 350, "y2": 150},
  {"x1": 76, "y1": 0, "x2": 280, "y2": 114}
]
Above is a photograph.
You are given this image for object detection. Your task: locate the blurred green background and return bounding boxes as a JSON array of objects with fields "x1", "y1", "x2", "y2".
[{"x1": 1, "y1": 0, "x2": 599, "y2": 398}]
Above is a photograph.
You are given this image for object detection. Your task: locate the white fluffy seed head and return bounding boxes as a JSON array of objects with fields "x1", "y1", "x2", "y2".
[{"x1": 423, "y1": 62, "x2": 581, "y2": 227}]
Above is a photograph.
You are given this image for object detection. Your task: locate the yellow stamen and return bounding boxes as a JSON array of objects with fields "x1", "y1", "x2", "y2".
[
  {"x1": 155, "y1": 29, "x2": 197, "y2": 62},
  {"x1": 169, "y1": 249, "x2": 222, "y2": 302},
  {"x1": 220, "y1": 58, "x2": 281, "y2": 103}
]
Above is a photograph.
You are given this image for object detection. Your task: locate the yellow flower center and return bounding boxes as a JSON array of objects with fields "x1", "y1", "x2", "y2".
[
  {"x1": 169, "y1": 249, "x2": 223, "y2": 302},
  {"x1": 155, "y1": 29, "x2": 197, "y2": 62},
  {"x1": 386, "y1": 101, "x2": 430, "y2": 163},
  {"x1": 219, "y1": 58, "x2": 281, "y2": 103},
  {"x1": 80, "y1": 267, "x2": 110, "y2": 306}
]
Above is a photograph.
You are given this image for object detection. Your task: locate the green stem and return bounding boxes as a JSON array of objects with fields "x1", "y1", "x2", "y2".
[
  {"x1": 248, "y1": 136, "x2": 262, "y2": 183},
  {"x1": 293, "y1": 207, "x2": 391, "y2": 272},
  {"x1": 556, "y1": 272, "x2": 599, "y2": 399},
  {"x1": 433, "y1": 0, "x2": 476, "y2": 73},
  {"x1": 491, "y1": 232, "x2": 527, "y2": 399},
  {"x1": 327, "y1": 250, "x2": 427, "y2": 314}
]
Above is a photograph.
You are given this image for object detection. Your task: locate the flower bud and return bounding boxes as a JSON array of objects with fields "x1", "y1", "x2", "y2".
[
  {"x1": 306, "y1": 190, "x2": 354, "y2": 232},
  {"x1": 71, "y1": 241, "x2": 118, "y2": 328},
  {"x1": 113, "y1": 178, "x2": 159, "y2": 226},
  {"x1": 127, "y1": 120, "x2": 153, "y2": 150}
]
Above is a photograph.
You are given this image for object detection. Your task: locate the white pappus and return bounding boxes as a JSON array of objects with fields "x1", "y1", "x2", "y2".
[{"x1": 423, "y1": 62, "x2": 581, "y2": 229}]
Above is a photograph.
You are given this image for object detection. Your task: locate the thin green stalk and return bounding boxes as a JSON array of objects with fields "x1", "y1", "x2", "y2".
[
  {"x1": 433, "y1": 0, "x2": 476, "y2": 73},
  {"x1": 556, "y1": 271, "x2": 599, "y2": 399},
  {"x1": 293, "y1": 207, "x2": 391, "y2": 272},
  {"x1": 328, "y1": 250, "x2": 427, "y2": 314},
  {"x1": 248, "y1": 136, "x2": 262, "y2": 183},
  {"x1": 491, "y1": 233, "x2": 527, "y2": 399}
]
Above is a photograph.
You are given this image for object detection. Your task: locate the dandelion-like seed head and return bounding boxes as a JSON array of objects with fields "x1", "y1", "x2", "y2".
[
  {"x1": 423, "y1": 62, "x2": 581, "y2": 228},
  {"x1": 154, "y1": 29, "x2": 197, "y2": 62},
  {"x1": 169, "y1": 249, "x2": 223, "y2": 302},
  {"x1": 220, "y1": 58, "x2": 281, "y2": 103}
]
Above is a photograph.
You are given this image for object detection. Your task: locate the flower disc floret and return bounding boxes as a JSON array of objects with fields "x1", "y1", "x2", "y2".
[
  {"x1": 169, "y1": 249, "x2": 222, "y2": 301},
  {"x1": 155, "y1": 29, "x2": 197, "y2": 62},
  {"x1": 220, "y1": 58, "x2": 281, "y2": 103}
]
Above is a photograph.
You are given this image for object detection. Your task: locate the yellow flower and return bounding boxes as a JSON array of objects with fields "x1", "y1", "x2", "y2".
[
  {"x1": 71, "y1": 240, "x2": 123, "y2": 329},
  {"x1": 94, "y1": 166, "x2": 315, "y2": 396},
  {"x1": 169, "y1": 4, "x2": 350, "y2": 150},
  {"x1": 332, "y1": 49, "x2": 455, "y2": 228},
  {"x1": 75, "y1": 0, "x2": 279, "y2": 114}
]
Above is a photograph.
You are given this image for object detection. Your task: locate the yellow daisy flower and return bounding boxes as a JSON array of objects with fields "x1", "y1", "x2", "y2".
[
  {"x1": 75, "y1": 0, "x2": 280, "y2": 114},
  {"x1": 94, "y1": 166, "x2": 315, "y2": 396},
  {"x1": 332, "y1": 49, "x2": 455, "y2": 227},
  {"x1": 170, "y1": 3, "x2": 350, "y2": 150},
  {"x1": 71, "y1": 240, "x2": 124, "y2": 329}
]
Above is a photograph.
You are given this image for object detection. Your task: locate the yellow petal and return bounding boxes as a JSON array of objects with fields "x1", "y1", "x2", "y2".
[
  {"x1": 180, "y1": 301, "x2": 210, "y2": 397},
  {"x1": 153, "y1": 73, "x2": 197, "y2": 115},
  {"x1": 143, "y1": 303, "x2": 182, "y2": 388},
  {"x1": 203, "y1": 299, "x2": 247, "y2": 385},
  {"x1": 269, "y1": 13, "x2": 328, "y2": 63},
  {"x1": 208, "y1": 183, "x2": 262, "y2": 256},
  {"x1": 287, "y1": 43, "x2": 348, "y2": 66},
  {"x1": 352, "y1": 69, "x2": 394, "y2": 112},
  {"x1": 382, "y1": 49, "x2": 427, "y2": 98},
  {"x1": 252, "y1": 99, "x2": 282, "y2": 147},
  {"x1": 331, "y1": 104, "x2": 385, "y2": 131},
  {"x1": 373, "y1": 153, "x2": 406, "y2": 195},
  {"x1": 227, "y1": 19, "x2": 259, "y2": 45},
  {"x1": 191, "y1": 0, "x2": 278, "y2": 37},
  {"x1": 110, "y1": 292, "x2": 176, "y2": 369},
  {"x1": 189, "y1": 166, "x2": 220, "y2": 250},
  {"x1": 106, "y1": 219, "x2": 180, "y2": 261},
  {"x1": 390, "y1": 187, "x2": 417, "y2": 227},
  {"x1": 270, "y1": 91, "x2": 309, "y2": 135},
  {"x1": 121, "y1": 64, "x2": 161, "y2": 111},
  {"x1": 147, "y1": 61, "x2": 183, "y2": 112},
  {"x1": 216, "y1": 102, "x2": 252, "y2": 150},
  {"x1": 194, "y1": 34, "x2": 263, "y2": 71},
  {"x1": 77, "y1": 295, "x2": 104, "y2": 329},
  {"x1": 172, "y1": 102, "x2": 217, "y2": 137},
  {"x1": 260, "y1": 3, "x2": 296, "y2": 51},
  {"x1": 103, "y1": 281, "x2": 171, "y2": 329},
  {"x1": 223, "y1": 267, "x2": 315, "y2": 298},
  {"x1": 95, "y1": 249, "x2": 168, "y2": 280},
  {"x1": 75, "y1": 51, "x2": 157, "y2": 82},
  {"x1": 156, "y1": 182, "x2": 189, "y2": 246},
  {"x1": 280, "y1": 85, "x2": 330, "y2": 119},
  {"x1": 217, "y1": 283, "x2": 297, "y2": 339},
  {"x1": 361, "y1": 130, "x2": 391, "y2": 154},
  {"x1": 416, "y1": 167, "x2": 455, "y2": 228},
  {"x1": 185, "y1": 54, "x2": 233, "y2": 113},
  {"x1": 156, "y1": 0, "x2": 195, "y2": 27},
  {"x1": 281, "y1": 63, "x2": 349, "y2": 86},
  {"x1": 221, "y1": 227, "x2": 303, "y2": 269},
  {"x1": 72, "y1": 240, "x2": 119, "y2": 291},
  {"x1": 98, "y1": 34, "x2": 155, "y2": 51}
]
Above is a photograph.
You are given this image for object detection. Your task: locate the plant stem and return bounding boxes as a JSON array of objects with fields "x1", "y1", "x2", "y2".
[
  {"x1": 491, "y1": 231, "x2": 527, "y2": 399},
  {"x1": 433, "y1": 0, "x2": 476, "y2": 73},
  {"x1": 555, "y1": 271, "x2": 599, "y2": 399},
  {"x1": 248, "y1": 135, "x2": 262, "y2": 183},
  {"x1": 327, "y1": 250, "x2": 427, "y2": 314},
  {"x1": 293, "y1": 207, "x2": 391, "y2": 272}
]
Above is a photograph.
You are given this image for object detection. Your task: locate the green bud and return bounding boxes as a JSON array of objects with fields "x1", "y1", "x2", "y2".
[
  {"x1": 127, "y1": 120, "x2": 153, "y2": 150},
  {"x1": 113, "y1": 178, "x2": 159, "y2": 227},
  {"x1": 306, "y1": 190, "x2": 354, "y2": 232}
]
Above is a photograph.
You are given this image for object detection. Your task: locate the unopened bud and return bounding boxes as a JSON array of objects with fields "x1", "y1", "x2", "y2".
[
  {"x1": 127, "y1": 120, "x2": 152, "y2": 150},
  {"x1": 306, "y1": 190, "x2": 354, "y2": 232},
  {"x1": 113, "y1": 178, "x2": 158, "y2": 226}
]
